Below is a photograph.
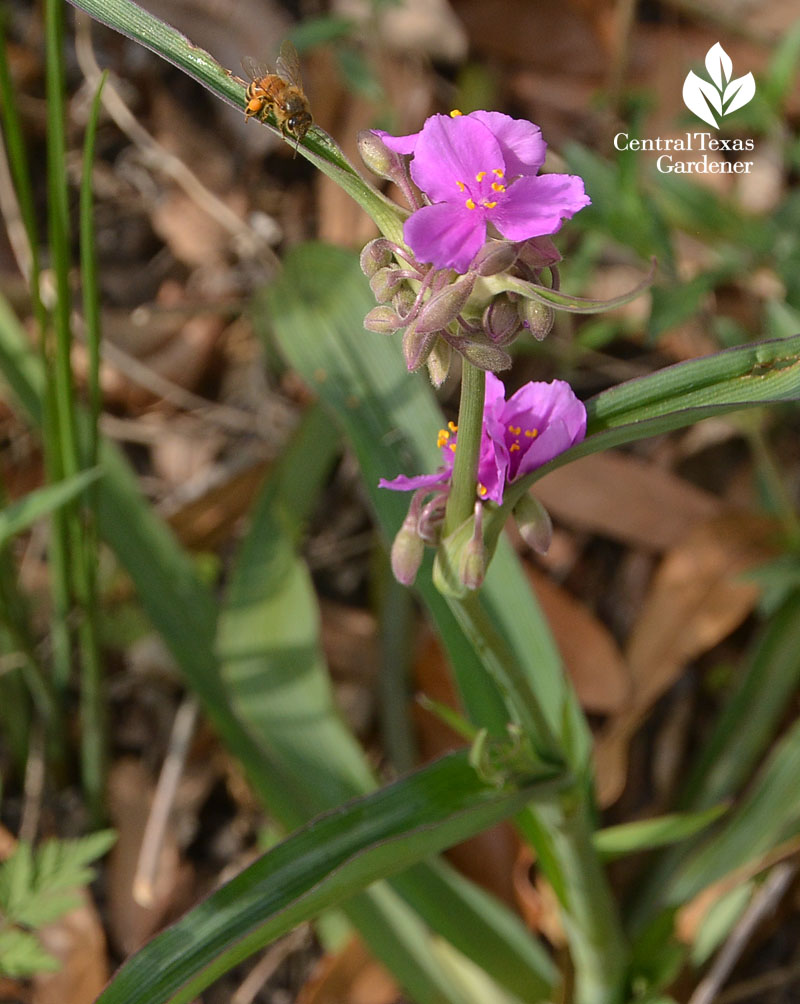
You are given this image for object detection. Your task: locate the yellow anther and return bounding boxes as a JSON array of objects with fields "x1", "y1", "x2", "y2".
[
  {"x1": 508, "y1": 425, "x2": 521, "y2": 435},
  {"x1": 456, "y1": 180, "x2": 466, "y2": 192},
  {"x1": 524, "y1": 428, "x2": 539, "y2": 439},
  {"x1": 491, "y1": 182, "x2": 506, "y2": 192},
  {"x1": 483, "y1": 200, "x2": 497, "y2": 209},
  {"x1": 449, "y1": 443, "x2": 457, "y2": 453},
  {"x1": 510, "y1": 443, "x2": 520, "y2": 453},
  {"x1": 492, "y1": 168, "x2": 504, "y2": 177},
  {"x1": 437, "y1": 428, "x2": 450, "y2": 448},
  {"x1": 465, "y1": 198, "x2": 477, "y2": 210},
  {"x1": 475, "y1": 171, "x2": 486, "y2": 182},
  {"x1": 478, "y1": 483, "x2": 488, "y2": 497},
  {"x1": 448, "y1": 421, "x2": 458, "y2": 432},
  {"x1": 450, "y1": 109, "x2": 463, "y2": 117}
]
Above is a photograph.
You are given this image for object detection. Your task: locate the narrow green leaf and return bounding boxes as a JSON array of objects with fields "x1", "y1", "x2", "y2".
[
  {"x1": 664, "y1": 716, "x2": 800, "y2": 906},
  {"x1": 0, "y1": 468, "x2": 102, "y2": 546},
  {"x1": 593, "y1": 805, "x2": 727, "y2": 861},
  {"x1": 96, "y1": 752, "x2": 560, "y2": 1004},
  {"x1": 66, "y1": 0, "x2": 405, "y2": 242}
]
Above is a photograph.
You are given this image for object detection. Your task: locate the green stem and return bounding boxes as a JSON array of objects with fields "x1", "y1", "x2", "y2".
[
  {"x1": 443, "y1": 360, "x2": 485, "y2": 536},
  {"x1": 537, "y1": 797, "x2": 628, "y2": 1004}
]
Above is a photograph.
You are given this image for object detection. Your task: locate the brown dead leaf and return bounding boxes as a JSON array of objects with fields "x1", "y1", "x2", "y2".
[
  {"x1": 533, "y1": 452, "x2": 721, "y2": 552},
  {"x1": 512, "y1": 844, "x2": 565, "y2": 948},
  {"x1": 594, "y1": 513, "x2": 777, "y2": 806},
  {"x1": 297, "y1": 936, "x2": 400, "y2": 1004},
  {"x1": 526, "y1": 567, "x2": 631, "y2": 715},
  {"x1": 167, "y1": 459, "x2": 269, "y2": 550},
  {"x1": 33, "y1": 895, "x2": 108, "y2": 1004}
]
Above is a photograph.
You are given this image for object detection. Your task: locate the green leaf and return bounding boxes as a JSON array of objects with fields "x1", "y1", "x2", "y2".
[
  {"x1": 664, "y1": 716, "x2": 800, "y2": 907},
  {"x1": 0, "y1": 831, "x2": 115, "y2": 928},
  {"x1": 0, "y1": 928, "x2": 60, "y2": 978},
  {"x1": 95, "y1": 752, "x2": 561, "y2": 1004},
  {"x1": 594, "y1": 805, "x2": 728, "y2": 861},
  {"x1": 0, "y1": 468, "x2": 102, "y2": 546}
]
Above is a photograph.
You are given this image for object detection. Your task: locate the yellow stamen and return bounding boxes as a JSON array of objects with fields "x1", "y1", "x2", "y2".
[
  {"x1": 449, "y1": 443, "x2": 457, "y2": 453},
  {"x1": 478, "y1": 483, "x2": 488, "y2": 496},
  {"x1": 510, "y1": 443, "x2": 520, "y2": 453},
  {"x1": 456, "y1": 180, "x2": 466, "y2": 192},
  {"x1": 450, "y1": 109, "x2": 463, "y2": 117},
  {"x1": 493, "y1": 168, "x2": 504, "y2": 177},
  {"x1": 524, "y1": 428, "x2": 539, "y2": 439},
  {"x1": 483, "y1": 200, "x2": 497, "y2": 209},
  {"x1": 465, "y1": 198, "x2": 476, "y2": 210},
  {"x1": 437, "y1": 428, "x2": 450, "y2": 448},
  {"x1": 475, "y1": 171, "x2": 486, "y2": 182},
  {"x1": 491, "y1": 182, "x2": 506, "y2": 192},
  {"x1": 508, "y1": 425, "x2": 521, "y2": 435},
  {"x1": 448, "y1": 421, "x2": 458, "y2": 432}
]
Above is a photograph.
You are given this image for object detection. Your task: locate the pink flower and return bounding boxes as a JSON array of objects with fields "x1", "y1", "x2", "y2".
[
  {"x1": 376, "y1": 111, "x2": 590, "y2": 274},
  {"x1": 379, "y1": 373, "x2": 586, "y2": 505}
]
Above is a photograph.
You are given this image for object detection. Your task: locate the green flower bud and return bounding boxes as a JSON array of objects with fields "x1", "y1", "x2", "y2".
[
  {"x1": 402, "y1": 320, "x2": 438, "y2": 371},
  {"x1": 518, "y1": 297, "x2": 554, "y2": 341},
  {"x1": 360, "y1": 238, "x2": 394, "y2": 277},
  {"x1": 364, "y1": 305, "x2": 403, "y2": 334},
  {"x1": 357, "y1": 130, "x2": 398, "y2": 180},
  {"x1": 370, "y1": 267, "x2": 402, "y2": 303},
  {"x1": 426, "y1": 337, "x2": 452, "y2": 388},
  {"x1": 391, "y1": 517, "x2": 425, "y2": 586},
  {"x1": 459, "y1": 502, "x2": 486, "y2": 591},
  {"x1": 513, "y1": 493, "x2": 553, "y2": 554}
]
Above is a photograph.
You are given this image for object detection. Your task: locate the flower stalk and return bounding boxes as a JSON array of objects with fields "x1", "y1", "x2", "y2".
[{"x1": 443, "y1": 360, "x2": 485, "y2": 536}]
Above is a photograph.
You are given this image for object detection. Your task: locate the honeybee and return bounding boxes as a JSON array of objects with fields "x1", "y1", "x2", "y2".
[{"x1": 242, "y1": 40, "x2": 312, "y2": 149}]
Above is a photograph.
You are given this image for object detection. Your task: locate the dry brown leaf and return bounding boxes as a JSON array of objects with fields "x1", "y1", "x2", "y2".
[
  {"x1": 594, "y1": 513, "x2": 777, "y2": 806},
  {"x1": 533, "y1": 452, "x2": 721, "y2": 552},
  {"x1": 167, "y1": 459, "x2": 269, "y2": 550},
  {"x1": 526, "y1": 566, "x2": 631, "y2": 714},
  {"x1": 512, "y1": 845, "x2": 565, "y2": 948},
  {"x1": 33, "y1": 896, "x2": 108, "y2": 1004},
  {"x1": 297, "y1": 937, "x2": 400, "y2": 1004}
]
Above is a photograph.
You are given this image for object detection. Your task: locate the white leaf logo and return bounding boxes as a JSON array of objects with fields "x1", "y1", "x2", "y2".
[{"x1": 682, "y1": 43, "x2": 755, "y2": 128}]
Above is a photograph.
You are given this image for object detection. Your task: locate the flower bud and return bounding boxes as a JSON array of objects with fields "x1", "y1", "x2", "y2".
[
  {"x1": 518, "y1": 297, "x2": 554, "y2": 341},
  {"x1": 470, "y1": 240, "x2": 518, "y2": 277},
  {"x1": 414, "y1": 274, "x2": 475, "y2": 335},
  {"x1": 370, "y1": 267, "x2": 403, "y2": 303},
  {"x1": 418, "y1": 492, "x2": 447, "y2": 544},
  {"x1": 364, "y1": 305, "x2": 403, "y2": 334},
  {"x1": 392, "y1": 287, "x2": 416, "y2": 320},
  {"x1": 390, "y1": 517, "x2": 425, "y2": 586},
  {"x1": 357, "y1": 130, "x2": 400, "y2": 180},
  {"x1": 360, "y1": 238, "x2": 394, "y2": 277},
  {"x1": 517, "y1": 235, "x2": 562, "y2": 270},
  {"x1": 483, "y1": 296, "x2": 522, "y2": 345},
  {"x1": 454, "y1": 334, "x2": 512, "y2": 372},
  {"x1": 459, "y1": 503, "x2": 486, "y2": 590},
  {"x1": 426, "y1": 337, "x2": 452, "y2": 388},
  {"x1": 402, "y1": 320, "x2": 438, "y2": 371},
  {"x1": 513, "y1": 493, "x2": 553, "y2": 554}
]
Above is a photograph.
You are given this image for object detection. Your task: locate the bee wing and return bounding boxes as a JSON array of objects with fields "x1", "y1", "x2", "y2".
[
  {"x1": 275, "y1": 39, "x2": 304, "y2": 89},
  {"x1": 241, "y1": 55, "x2": 271, "y2": 82}
]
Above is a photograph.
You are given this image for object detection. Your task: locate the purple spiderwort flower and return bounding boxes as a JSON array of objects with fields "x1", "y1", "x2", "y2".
[
  {"x1": 379, "y1": 373, "x2": 587, "y2": 505},
  {"x1": 376, "y1": 111, "x2": 590, "y2": 274}
]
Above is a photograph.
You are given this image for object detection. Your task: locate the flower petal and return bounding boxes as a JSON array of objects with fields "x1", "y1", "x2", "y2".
[
  {"x1": 372, "y1": 128, "x2": 420, "y2": 156},
  {"x1": 404, "y1": 202, "x2": 487, "y2": 273},
  {"x1": 409, "y1": 114, "x2": 504, "y2": 204},
  {"x1": 468, "y1": 111, "x2": 547, "y2": 177},
  {"x1": 379, "y1": 471, "x2": 448, "y2": 492},
  {"x1": 492, "y1": 173, "x2": 591, "y2": 240}
]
